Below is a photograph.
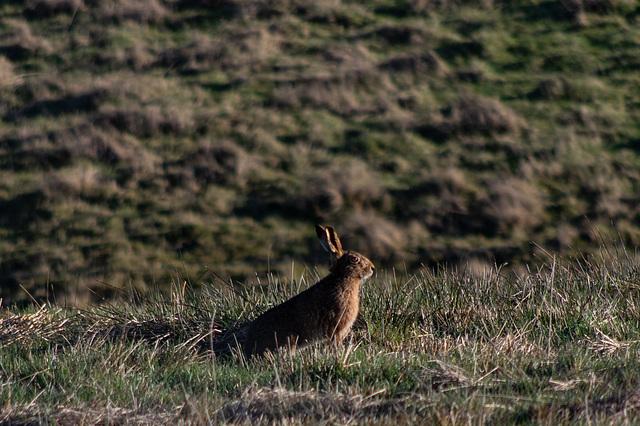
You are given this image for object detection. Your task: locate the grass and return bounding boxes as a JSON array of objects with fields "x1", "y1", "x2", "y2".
[
  {"x1": 2, "y1": 246, "x2": 640, "y2": 424},
  {"x1": 2, "y1": 0, "x2": 640, "y2": 306},
  {"x1": 2, "y1": 2, "x2": 640, "y2": 422}
]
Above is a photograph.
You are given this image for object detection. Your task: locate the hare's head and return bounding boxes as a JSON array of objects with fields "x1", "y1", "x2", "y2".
[{"x1": 316, "y1": 225, "x2": 375, "y2": 281}]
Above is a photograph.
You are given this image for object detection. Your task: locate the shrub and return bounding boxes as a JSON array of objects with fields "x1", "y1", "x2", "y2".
[
  {"x1": 23, "y1": 0, "x2": 83, "y2": 19},
  {"x1": 448, "y1": 94, "x2": 520, "y2": 136},
  {"x1": 0, "y1": 55, "x2": 16, "y2": 81},
  {"x1": 562, "y1": 0, "x2": 631, "y2": 16},
  {"x1": 156, "y1": 33, "x2": 223, "y2": 76},
  {"x1": 343, "y1": 211, "x2": 407, "y2": 261},
  {"x1": 527, "y1": 77, "x2": 576, "y2": 101},
  {"x1": 90, "y1": 0, "x2": 169, "y2": 24},
  {"x1": 394, "y1": 167, "x2": 479, "y2": 235},
  {"x1": 270, "y1": 70, "x2": 391, "y2": 117},
  {"x1": 44, "y1": 163, "x2": 117, "y2": 199},
  {"x1": 166, "y1": 142, "x2": 248, "y2": 189},
  {"x1": 308, "y1": 159, "x2": 387, "y2": 214},
  {"x1": 93, "y1": 106, "x2": 195, "y2": 138},
  {"x1": 411, "y1": 0, "x2": 495, "y2": 14},
  {"x1": 418, "y1": 94, "x2": 521, "y2": 142},
  {"x1": 174, "y1": 0, "x2": 285, "y2": 19},
  {"x1": 0, "y1": 20, "x2": 52, "y2": 60},
  {"x1": 353, "y1": 25, "x2": 429, "y2": 45},
  {"x1": 9, "y1": 89, "x2": 108, "y2": 120},
  {"x1": 477, "y1": 177, "x2": 546, "y2": 237},
  {"x1": 379, "y1": 51, "x2": 446, "y2": 75},
  {"x1": 243, "y1": 158, "x2": 387, "y2": 221}
]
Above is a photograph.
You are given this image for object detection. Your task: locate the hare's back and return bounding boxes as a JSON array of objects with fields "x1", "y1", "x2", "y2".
[{"x1": 244, "y1": 286, "x2": 324, "y2": 355}]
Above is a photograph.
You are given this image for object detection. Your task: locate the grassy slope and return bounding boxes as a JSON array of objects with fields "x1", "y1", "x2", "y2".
[
  {"x1": 1, "y1": 1, "x2": 640, "y2": 303},
  {"x1": 2, "y1": 255, "x2": 640, "y2": 424}
]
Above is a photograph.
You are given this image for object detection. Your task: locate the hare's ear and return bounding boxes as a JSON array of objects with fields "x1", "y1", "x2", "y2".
[{"x1": 316, "y1": 225, "x2": 343, "y2": 262}]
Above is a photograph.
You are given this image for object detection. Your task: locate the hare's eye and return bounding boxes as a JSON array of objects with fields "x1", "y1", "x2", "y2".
[{"x1": 350, "y1": 256, "x2": 360, "y2": 264}]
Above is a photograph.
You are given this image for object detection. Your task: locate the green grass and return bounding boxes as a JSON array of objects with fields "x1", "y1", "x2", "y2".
[{"x1": 3, "y1": 250, "x2": 640, "y2": 424}]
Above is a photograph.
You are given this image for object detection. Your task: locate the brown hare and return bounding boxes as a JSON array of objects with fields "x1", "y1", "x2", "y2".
[{"x1": 243, "y1": 225, "x2": 374, "y2": 358}]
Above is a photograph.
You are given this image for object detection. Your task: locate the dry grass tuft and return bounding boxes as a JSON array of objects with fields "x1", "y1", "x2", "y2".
[
  {"x1": 344, "y1": 211, "x2": 407, "y2": 261},
  {"x1": 24, "y1": 0, "x2": 84, "y2": 19},
  {"x1": 395, "y1": 166, "x2": 477, "y2": 235},
  {"x1": 219, "y1": 387, "x2": 427, "y2": 424},
  {"x1": 296, "y1": 159, "x2": 386, "y2": 218},
  {"x1": 45, "y1": 163, "x2": 117, "y2": 199},
  {"x1": 560, "y1": 0, "x2": 634, "y2": 25},
  {"x1": 156, "y1": 32, "x2": 223, "y2": 75},
  {"x1": 167, "y1": 141, "x2": 248, "y2": 188},
  {"x1": 528, "y1": 77, "x2": 577, "y2": 101},
  {"x1": 0, "y1": 56, "x2": 17, "y2": 89},
  {"x1": 4, "y1": 125, "x2": 158, "y2": 177},
  {"x1": 158, "y1": 28, "x2": 284, "y2": 75},
  {"x1": 419, "y1": 93, "x2": 521, "y2": 142},
  {"x1": 8, "y1": 89, "x2": 108, "y2": 121},
  {"x1": 93, "y1": 105, "x2": 195, "y2": 138},
  {"x1": 319, "y1": 43, "x2": 375, "y2": 71},
  {"x1": 0, "y1": 19, "x2": 52, "y2": 60},
  {"x1": 0, "y1": 305, "x2": 75, "y2": 346},
  {"x1": 1, "y1": 406, "x2": 179, "y2": 425},
  {"x1": 270, "y1": 69, "x2": 391, "y2": 117},
  {"x1": 91, "y1": 0, "x2": 169, "y2": 24},
  {"x1": 354, "y1": 24, "x2": 430, "y2": 45},
  {"x1": 411, "y1": 0, "x2": 495, "y2": 14},
  {"x1": 174, "y1": 0, "x2": 290, "y2": 20},
  {"x1": 380, "y1": 50, "x2": 447, "y2": 75},
  {"x1": 448, "y1": 94, "x2": 521, "y2": 135},
  {"x1": 562, "y1": 0, "x2": 629, "y2": 13},
  {"x1": 478, "y1": 177, "x2": 546, "y2": 236}
]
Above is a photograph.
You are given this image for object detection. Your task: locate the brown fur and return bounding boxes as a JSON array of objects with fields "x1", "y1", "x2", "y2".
[{"x1": 243, "y1": 225, "x2": 374, "y2": 358}]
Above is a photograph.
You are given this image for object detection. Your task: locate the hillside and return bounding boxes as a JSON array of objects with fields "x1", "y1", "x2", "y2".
[{"x1": 1, "y1": 0, "x2": 640, "y2": 304}]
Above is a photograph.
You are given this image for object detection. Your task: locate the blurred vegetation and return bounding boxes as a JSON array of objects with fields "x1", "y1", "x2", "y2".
[{"x1": 1, "y1": 0, "x2": 640, "y2": 304}]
